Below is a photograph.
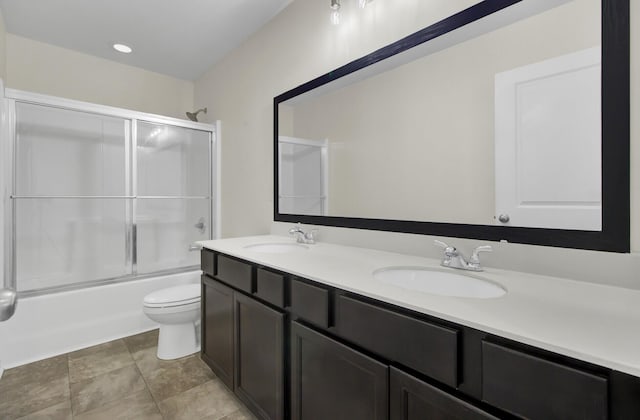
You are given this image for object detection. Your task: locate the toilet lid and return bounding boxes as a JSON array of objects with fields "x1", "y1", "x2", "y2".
[{"x1": 144, "y1": 284, "x2": 201, "y2": 307}]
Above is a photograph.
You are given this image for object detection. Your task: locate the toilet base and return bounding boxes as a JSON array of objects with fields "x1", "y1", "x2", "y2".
[{"x1": 157, "y1": 322, "x2": 200, "y2": 360}]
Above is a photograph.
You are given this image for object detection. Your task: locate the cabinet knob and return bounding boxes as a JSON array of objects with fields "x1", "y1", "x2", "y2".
[{"x1": 498, "y1": 214, "x2": 510, "y2": 223}]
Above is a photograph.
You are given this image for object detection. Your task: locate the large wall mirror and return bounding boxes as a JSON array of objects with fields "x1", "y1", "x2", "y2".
[{"x1": 274, "y1": 0, "x2": 629, "y2": 252}]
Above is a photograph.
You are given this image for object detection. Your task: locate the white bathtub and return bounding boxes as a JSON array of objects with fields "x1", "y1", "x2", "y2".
[{"x1": 0, "y1": 271, "x2": 201, "y2": 373}]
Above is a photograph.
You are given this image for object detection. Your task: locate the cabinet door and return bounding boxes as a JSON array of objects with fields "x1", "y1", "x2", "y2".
[
  {"x1": 235, "y1": 293, "x2": 285, "y2": 420},
  {"x1": 201, "y1": 276, "x2": 234, "y2": 389},
  {"x1": 291, "y1": 322, "x2": 388, "y2": 420},
  {"x1": 390, "y1": 367, "x2": 497, "y2": 420}
]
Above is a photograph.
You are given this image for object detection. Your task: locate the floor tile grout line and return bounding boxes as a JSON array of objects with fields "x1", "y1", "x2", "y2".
[
  {"x1": 137, "y1": 352, "x2": 218, "y2": 413},
  {"x1": 130, "y1": 346, "x2": 167, "y2": 419},
  {"x1": 0, "y1": 355, "x2": 74, "y2": 419},
  {"x1": 66, "y1": 353, "x2": 75, "y2": 420},
  {"x1": 67, "y1": 338, "x2": 138, "y2": 418}
]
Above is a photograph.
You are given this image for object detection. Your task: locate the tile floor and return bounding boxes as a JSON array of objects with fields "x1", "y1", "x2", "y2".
[{"x1": 0, "y1": 330, "x2": 256, "y2": 420}]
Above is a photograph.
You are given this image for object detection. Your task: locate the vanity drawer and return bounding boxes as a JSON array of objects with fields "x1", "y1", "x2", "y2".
[
  {"x1": 335, "y1": 294, "x2": 459, "y2": 388},
  {"x1": 481, "y1": 341, "x2": 608, "y2": 420},
  {"x1": 201, "y1": 249, "x2": 215, "y2": 277},
  {"x1": 255, "y1": 268, "x2": 286, "y2": 308},
  {"x1": 216, "y1": 254, "x2": 254, "y2": 293},
  {"x1": 290, "y1": 278, "x2": 330, "y2": 328}
]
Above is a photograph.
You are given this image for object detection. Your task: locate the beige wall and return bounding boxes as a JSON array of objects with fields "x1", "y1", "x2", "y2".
[
  {"x1": 196, "y1": 0, "x2": 640, "y2": 264},
  {"x1": 195, "y1": 0, "x2": 482, "y2": 237},
  {"x1": 6, "y1": 34, "x2": 194, "y2": 119}
]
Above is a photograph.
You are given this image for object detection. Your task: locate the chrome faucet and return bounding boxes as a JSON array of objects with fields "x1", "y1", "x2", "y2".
[
  {"x1": 434, "y1": 240, "x2": 492, "y2": 272},
  {"x1": 289, "y1": 223, "x2": 318, "y2": 244}
]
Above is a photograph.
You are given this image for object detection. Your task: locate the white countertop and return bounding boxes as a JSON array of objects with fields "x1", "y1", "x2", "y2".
[{"x1": 198, "y1": 235, "x2": 640, "y2": 377}]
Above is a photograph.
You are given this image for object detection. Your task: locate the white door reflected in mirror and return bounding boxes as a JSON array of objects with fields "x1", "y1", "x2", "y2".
[{"x1": 494, "y1": 47, "x2": 601, "y2": 231}]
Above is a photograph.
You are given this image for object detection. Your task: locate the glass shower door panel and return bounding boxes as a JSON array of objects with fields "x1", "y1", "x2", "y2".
[
  {"x1": 136, "y1": 199, "x2": 210, "y2": 274},
  {"x1": 15, "y1": 199, "x2": 129, "y2": 292},
  {"x1": 136, "y1": 122, "x2": 210, "y2": 197},
  {"x1": 15, "y1": 103, "x2": 127, "y2": 196}
]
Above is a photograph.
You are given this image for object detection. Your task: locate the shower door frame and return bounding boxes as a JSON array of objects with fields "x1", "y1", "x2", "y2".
[{"x1": 2, "y1": 89, "x2": 221, "y2": 296}]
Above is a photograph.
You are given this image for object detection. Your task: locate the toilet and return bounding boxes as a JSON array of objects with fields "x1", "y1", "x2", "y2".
[{"x1": 143, "y1": 284, "x2": 201, "y2": 360}]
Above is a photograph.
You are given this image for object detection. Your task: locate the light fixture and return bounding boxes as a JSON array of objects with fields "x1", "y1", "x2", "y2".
[
  {"x1": 113, "y1": 43, "x2": 132, "y2": 54},
  {"x1": 329, "y1": 0, "x2": 374, "y2": 25},
  {"x1": 330, "y1": 0, "x2": 341, "y2": 25}
]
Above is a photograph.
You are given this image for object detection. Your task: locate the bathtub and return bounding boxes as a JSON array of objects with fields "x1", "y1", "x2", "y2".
[{"x1": 0, "y1": 270, "x2": 201, "y2": 373}]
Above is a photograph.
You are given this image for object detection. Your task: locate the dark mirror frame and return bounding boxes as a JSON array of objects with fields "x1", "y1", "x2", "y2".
[{"x1": 274, "y1": 0, "x2": 629, "y2": 253}]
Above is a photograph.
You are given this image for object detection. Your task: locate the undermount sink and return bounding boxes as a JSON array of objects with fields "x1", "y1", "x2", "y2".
[
  {"x1": 373, "y1": 267, "x2": 506, "y2": 299},
  {"x1": 243, "y1": 243, "x2": 309, "y2": 254}
]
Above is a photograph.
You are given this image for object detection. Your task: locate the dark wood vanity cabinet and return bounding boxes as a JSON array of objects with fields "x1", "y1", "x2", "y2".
[
  {"x1": 201, "y1": 251, "x2": 286, "y2": 420},
  {"x1": 202, "y1": 250, "x2": 640, "y2": 420}
]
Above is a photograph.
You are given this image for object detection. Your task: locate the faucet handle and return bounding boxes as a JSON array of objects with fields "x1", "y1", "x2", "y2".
[
  {"x1": 472, "y1": 245, "x2": 492, "y2": 256},
  {"x1": 304, "y1": 228, "x2": 318, "y2": 243},
  {"x1": 434, "y1": 240, "x2": 456, "y2": 254},
  {"x1": 434, "y1": 239, "x2": 447, "y2": 248},
  {"x1": 289, "y1": 222, "x2": 302, "y2": 234},
  {"x1": 470, "y1": 245, "x2": 492, "y2": 265}
]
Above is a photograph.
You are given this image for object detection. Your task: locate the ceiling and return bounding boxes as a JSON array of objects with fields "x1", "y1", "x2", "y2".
[{"x1": 0, "y1": 0, "x2": 292, "y2": 80}]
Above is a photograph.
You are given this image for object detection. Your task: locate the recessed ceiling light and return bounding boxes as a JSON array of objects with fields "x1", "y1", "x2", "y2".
[{"x1": 113, "y1": 43, "x2": 132, "y2": 54}]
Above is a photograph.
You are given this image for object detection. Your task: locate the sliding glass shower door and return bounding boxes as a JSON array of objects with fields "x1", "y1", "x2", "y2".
[
  {"x1": 10, "y1": 100, "x2": 214, "y2": 294},
  {"x1": 14, "y1": 103, "x2": 130, "y2": 291},
  {"x1": 136, "y1": 122, "x2": 211, "y2": 274}
]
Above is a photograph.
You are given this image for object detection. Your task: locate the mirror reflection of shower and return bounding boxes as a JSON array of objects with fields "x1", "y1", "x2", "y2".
[
  {"x1": 279, "y1": 136, "x2": 328, "y2": 216},
  {"x1": 186, "y1": 107, "x2": 207, "y2": 122}
]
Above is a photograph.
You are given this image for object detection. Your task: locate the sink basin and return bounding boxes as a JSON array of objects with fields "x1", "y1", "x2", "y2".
[
  {"x1": 244, "y1": 243, "x2": 309, "y2": 254},
  {"x1": 373, "y1": 267, "x2": 506, "y2": 298}
]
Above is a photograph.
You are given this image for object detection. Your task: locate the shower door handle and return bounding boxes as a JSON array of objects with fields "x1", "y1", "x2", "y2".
[
  {"x1": 194, "y1": 217, "x2": 206, "y2": 234},
  {"x1": 0, "y1": 289, "x2": 17, "y2": 322}
]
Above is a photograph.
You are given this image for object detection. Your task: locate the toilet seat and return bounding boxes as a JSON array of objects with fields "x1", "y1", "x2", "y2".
[
  {"x1": 143, "y1": 284, "x2": 200, "y2": 308},
  {"x1": 143, "y1": 301, "x2": 200, "y2": 315}
]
